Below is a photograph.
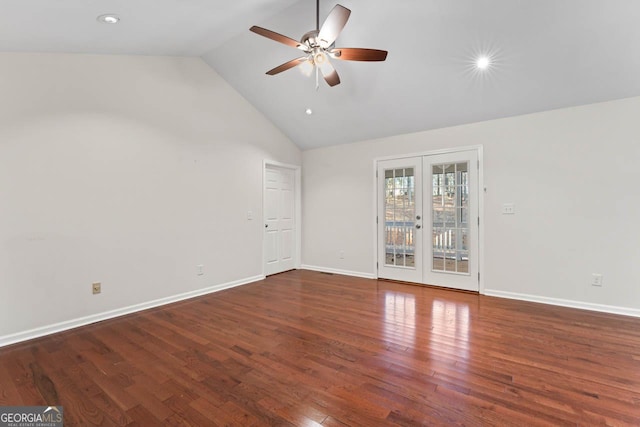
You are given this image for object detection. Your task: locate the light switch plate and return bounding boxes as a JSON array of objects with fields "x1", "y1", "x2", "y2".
[{"x1": 591, "y1": 273, "x2": 603, "y2": 287}]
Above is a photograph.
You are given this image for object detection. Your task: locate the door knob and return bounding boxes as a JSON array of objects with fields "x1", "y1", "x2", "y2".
[
  {"x1": 416, "y1": 224, "x2": 422, "y2": 229},
  {"x1": 265, "y1": 224, "x2": 268, "y2": 228},
  {"x1": 416, "y1": 215, "x2": 421, "y2": 220}
]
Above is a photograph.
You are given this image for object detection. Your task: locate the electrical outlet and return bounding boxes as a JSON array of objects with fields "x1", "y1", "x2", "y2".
[
  {"x1": 197, "y1": 264, "x2": 204, "y2": 276},
  {"x1": 591, "y1": 273, "x2": 603, "y2": 287},
  {"x1": 502, "y1": 203, "x2": 516, "y2": 215},
  {"x1": 92, "y1": 282, "x2": 101, "y2": 294}
]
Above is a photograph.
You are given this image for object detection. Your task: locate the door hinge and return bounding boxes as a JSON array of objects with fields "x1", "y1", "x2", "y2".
[
  {"x1": 377, "y1": 262, "x2": 379, "y2": 270},
  {"x1": 376, "y1": 216, "x2": 378, "y2": 224},
  {"x1": 477, "y1": 159, "x2": 480, "y2": 168},
  {"x1": 376, "y1": 170, "x2": 378, "y2": 178},
  {"x1": 478, "y1": 216, "x2": 480, "y2": 226},
  {"x1": 478, "y1": 272, "x2": 480, "y2": 282}
]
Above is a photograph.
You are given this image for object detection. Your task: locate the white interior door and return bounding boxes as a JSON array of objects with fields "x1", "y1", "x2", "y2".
[
  {"x1": 377, "y1": 158, "x2": 423, "y2": 283},
  {"x1": 264, "y1": 166, "x2": 296, "y2": 276},
  {"x1": 377, "y1": 150, "x2": 479, "y2": 291}
]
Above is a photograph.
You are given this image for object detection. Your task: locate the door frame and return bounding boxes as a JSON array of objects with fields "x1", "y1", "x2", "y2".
[
  {"x1": 372, "y1": 145, "x2": 485, "y2": 294},
  {"x1": 262, "y1": 160, "x2": 302, "y2": 277}
]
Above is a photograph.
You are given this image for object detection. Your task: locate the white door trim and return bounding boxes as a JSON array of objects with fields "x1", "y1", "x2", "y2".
[
  {"x1": 263, "y1": 160, "x2": 301, "y2": 276},
  {"x1": 373, "y1": 145, "x2": 485, "y2": 294}
]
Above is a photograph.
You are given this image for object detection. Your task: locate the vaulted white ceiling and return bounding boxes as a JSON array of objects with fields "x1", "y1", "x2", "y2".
[
  {"x1": 0, "y1": 0, "x2": 301, "y2": 56},
  {"x1": 2, "y1": 0, "x2": 640, "y2": 150}
]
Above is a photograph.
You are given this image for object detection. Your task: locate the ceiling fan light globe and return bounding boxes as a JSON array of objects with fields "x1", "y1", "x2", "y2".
[{"x1": 299, "y1": 60, "x2": 314, "y2": 77}]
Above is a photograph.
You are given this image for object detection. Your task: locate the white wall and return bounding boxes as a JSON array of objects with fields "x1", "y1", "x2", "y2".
[
  {"x1": 302, "y1": 96, "x2": 640, "y2": 313},
  {"x1": 0, "y1": 53, "x2": 301, "y2": 342}
]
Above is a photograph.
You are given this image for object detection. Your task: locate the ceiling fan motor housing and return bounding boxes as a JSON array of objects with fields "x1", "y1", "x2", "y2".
[{"x1": 301, "y1": 30, "x2": 318, "y2": 47}]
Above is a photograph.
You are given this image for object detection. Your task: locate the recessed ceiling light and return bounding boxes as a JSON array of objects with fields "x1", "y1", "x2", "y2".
[
  {"x1": 305, "y1": 108, "x2": 313, "y2": 115},
  {"x1": 465, "y1": 47, "x2": 501, "y2": 79},
  {"x1": 476, "y1": 56, "x2": 491, "y2": 70},
  {"x1": 97, "y1": 14, "x2": 120, "y2": 24}
]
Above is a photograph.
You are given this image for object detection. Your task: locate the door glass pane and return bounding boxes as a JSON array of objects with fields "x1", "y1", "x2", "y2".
[
  {"x1": 457, "y1": 251, "x2": 469, "y2": 273},
  {"x1": 458, "y1": 207, "x2": 468, "y2": 225},
  {"x1": 443, "y1": 208, "x2": 456, "y2": 226},
  {"x1": 384, "y1": 167, "x2": 416, "y2": 268},
  {"x1": 461, "y1": 228, "x2": 469, "y2": 250},
  {"x1": 432, "y1": 228, "x2": 443, "y2": 272},
  {"x1": 432, "y1": 162, "x2": 470, "y2": 274}
]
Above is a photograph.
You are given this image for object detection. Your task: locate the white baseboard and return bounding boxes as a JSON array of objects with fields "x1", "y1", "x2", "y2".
[
  {"x1": 0, "y1": 274, "x2": 265, "y2": 348},
  {"x1": 484, "y1": 289, "x2": 640, "y2": 318},
  {"x1": 300, "y1": 264, "x2": 376, "y2": 280}
]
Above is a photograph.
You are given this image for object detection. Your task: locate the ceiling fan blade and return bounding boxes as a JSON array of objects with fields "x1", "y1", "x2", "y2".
[
  {"x1": 332, "y1": 48, "x2": 388, "y2": 61},
  {"x1": 250, "y1": 26, "x2": 309, "y2": 51},
  {"x1": 317, "y1": 5, "x2": 351, "y2": 48},
  {"x1": 266, "y1": 57, "x2": 310, "y2": 75},
  {"x1": 318, "y1": 57, "x2": 340, "y2": 87}
]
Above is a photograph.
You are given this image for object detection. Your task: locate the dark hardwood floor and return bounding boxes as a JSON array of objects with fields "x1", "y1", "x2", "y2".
[{"x1": 1, "y1": 270, "x2": 640, "y2": 426}]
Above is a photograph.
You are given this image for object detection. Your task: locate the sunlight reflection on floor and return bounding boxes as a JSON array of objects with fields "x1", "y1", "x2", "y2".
[
  {"x1": 383, "y1": 292, "x2": 416, "y2": 348},
  {"x1": 431, "y1": 299, "x2": 470, "y2": 360}
]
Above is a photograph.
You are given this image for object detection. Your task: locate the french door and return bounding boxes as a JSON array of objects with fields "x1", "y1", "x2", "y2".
[{"x1": 377, "y1": 150, "x2": 479, "y2": 291}]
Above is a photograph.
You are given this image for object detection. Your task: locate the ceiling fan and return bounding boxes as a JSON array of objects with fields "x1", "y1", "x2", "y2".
[{"x1": 249, "y1": 0, "x2": 388, "y2": 88}]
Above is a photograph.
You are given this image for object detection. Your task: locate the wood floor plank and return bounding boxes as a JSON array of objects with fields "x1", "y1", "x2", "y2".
[
  {"x1": 124, "y1": 382, "x2": 174, "y2": 422},
  {"x1": 124, "y1": 404, "x2": 164, "y2": 426},
  {"x1": 3, "y1": 352, "x2": 48, "y2": 406},
  {"x1": 51, "y1": 367, "x2": 108, "y2": 427},
  {"x1": 0, "y1": 363, "x2": 22, "y2": 406},
  {"x1": 1, "y1": 269, "x2": 640, "y2": 425}
]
